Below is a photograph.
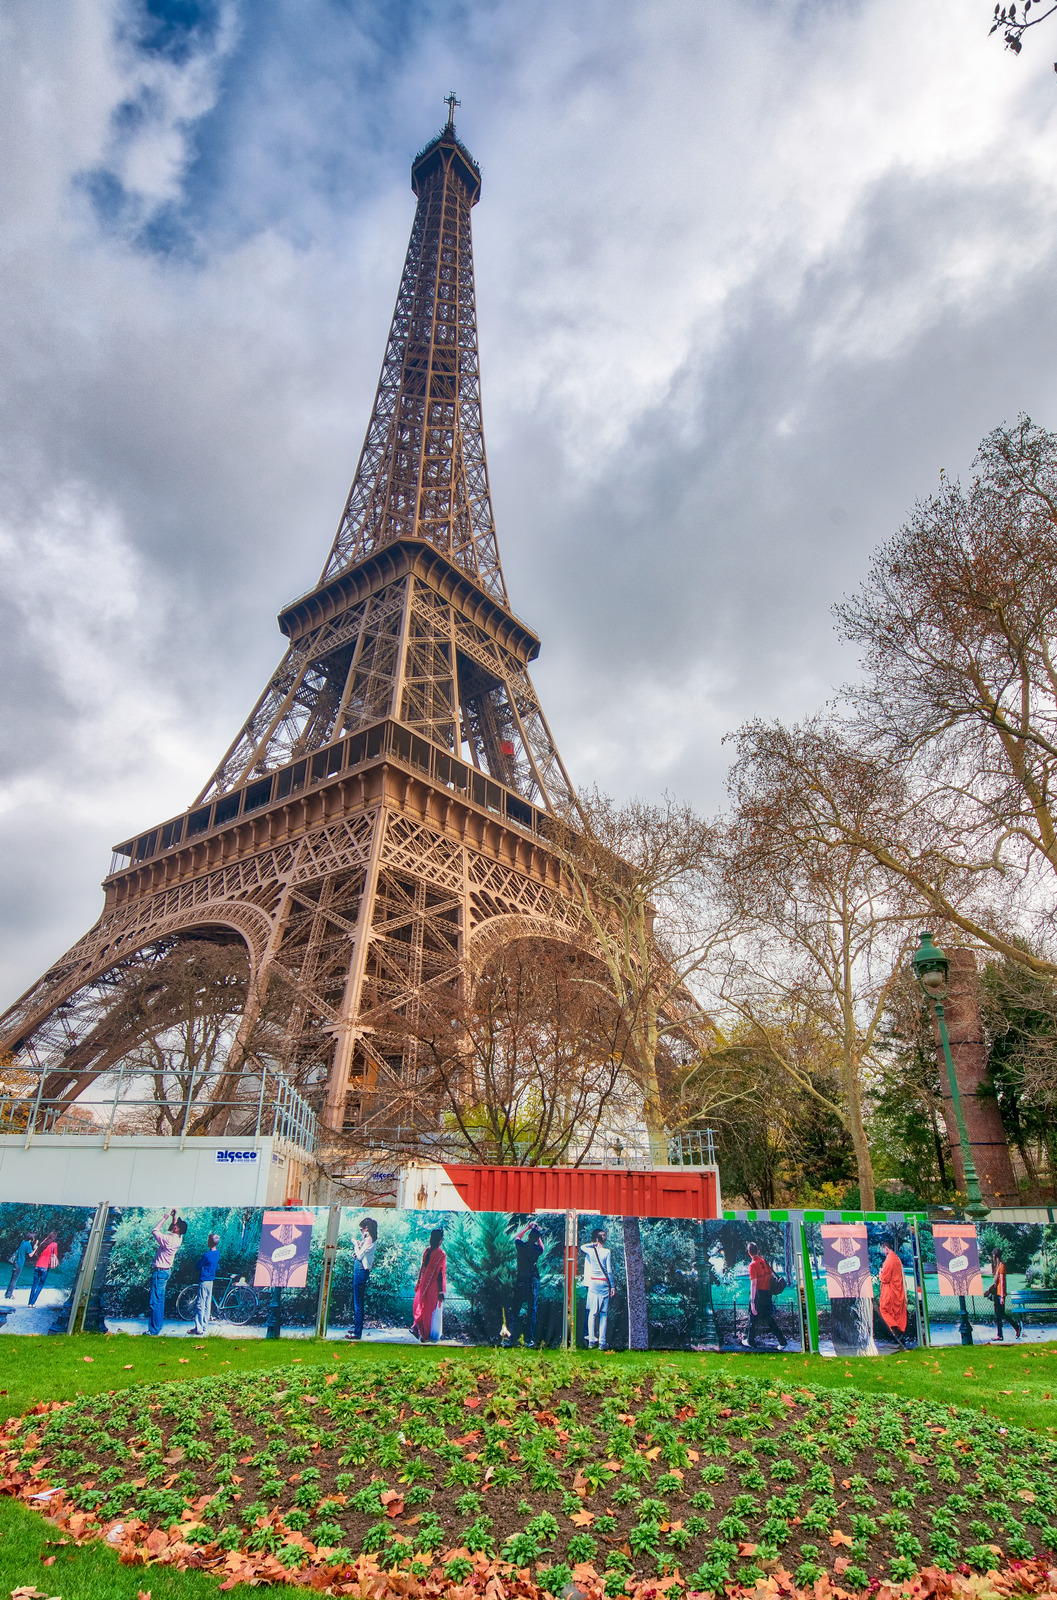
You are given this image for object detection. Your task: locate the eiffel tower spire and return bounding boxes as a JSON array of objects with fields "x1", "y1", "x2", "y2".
[
  {"x1": 0, "y1": 109, "x2": 582, "y2": 1144},
  {"x1": 322, "y1": 113, "x2": 505, "y2": 600},
  {"x1": 196, "y1": 108, "x2": 573, "y2": 815}
]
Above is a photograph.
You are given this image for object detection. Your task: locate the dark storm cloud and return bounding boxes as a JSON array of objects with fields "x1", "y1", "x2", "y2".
[{"x1": 3, "y1": 0, "x2": 1057, "y2": 1000}]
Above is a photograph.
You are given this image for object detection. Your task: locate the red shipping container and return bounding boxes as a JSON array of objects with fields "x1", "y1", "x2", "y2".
[{"x1": 440, "y1": 1164, "x2": 718, "y2": 1218}]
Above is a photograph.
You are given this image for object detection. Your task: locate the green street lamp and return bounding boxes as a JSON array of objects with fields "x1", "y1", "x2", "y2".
[{"x1": 912, "y1": 930, "x2": 990, "y2": 1347}]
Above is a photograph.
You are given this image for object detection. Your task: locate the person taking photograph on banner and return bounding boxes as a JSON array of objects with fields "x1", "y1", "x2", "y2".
[
  {"x1": 511, "y1": 1219, "x2": 544, "y2": 1347},
  {"x1": 346, "y1": 1217, "x2": 378, "y2": 1341},
  {"x1": 411, "y1": 1226, "x2": 446, "y2": 1342},
  {"x1": 582, "y1": 1226, "x2": 615, "y2": 1350},
  {"x1": 148, "y1": 1209, "x2": 187, "y2": 1335},
  {"x1": 745, "y1": 1239, "x2": 788, "y2": 1349}
]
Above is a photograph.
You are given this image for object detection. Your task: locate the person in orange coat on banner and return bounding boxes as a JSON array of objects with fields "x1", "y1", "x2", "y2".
[
  {"x1": 410, "y1": 1226, "x2": 446, "y2": 1342},
  {"x1": 878, "y1": 1235, "x2": 911, "y2": 1349}
]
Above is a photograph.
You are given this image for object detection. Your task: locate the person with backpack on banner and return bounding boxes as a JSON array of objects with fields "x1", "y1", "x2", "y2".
[{"x1": 744, "y1": 1239, "x2": 788, "y2": 1349}]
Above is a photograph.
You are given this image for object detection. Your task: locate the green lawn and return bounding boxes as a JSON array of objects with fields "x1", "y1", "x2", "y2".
[{"x1": 0, "y1": 1332, "x2": 1054, "y2": 1597}]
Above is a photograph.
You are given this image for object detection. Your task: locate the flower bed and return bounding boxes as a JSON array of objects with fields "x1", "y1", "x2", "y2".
[{"x1": 2, "y1": 1354, "x2": 1056, "y2": 1595}]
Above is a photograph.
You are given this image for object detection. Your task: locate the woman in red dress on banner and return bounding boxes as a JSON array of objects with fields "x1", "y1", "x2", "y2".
[{"x1": 411, "y1": 1227, "x2": 446, "y2": 1342}]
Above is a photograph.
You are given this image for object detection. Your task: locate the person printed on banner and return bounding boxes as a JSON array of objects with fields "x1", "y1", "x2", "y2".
[
  {"x1": 877, "y1": 1235, "x2": 912, "y2": 1349},
  {"x1": 511, "y1": 1219, "x2": 544, "y2": 1346},
  {"x1": 192, "y1": 1232, "x2": 220, "y2": 1337},
  {"x1": 745, "y1": 1240, "x2": 788, "y2": 1349},
  {"x1": 5, "y1": 1233, "x2": 37, "y2": 1300},
  {"x1": 410, "y1": 1226, "x2": 446, "y2": 1342},
  {"x1": 346, "y1": 1217, "x2": 378, "y2": 1341},
  {"x1": 582, "y1": 1227, "x2": 615, "y2": 1350},
  {"x1": 148, "y1": 1208, "x2": 187, "y2": 1335},
  {"x1": 986, "y1": 1247, "x2": 1023, "y2": 1342},
  {"x1": 27, "y1": 1233, "x2": 59, "y2": 1307}
]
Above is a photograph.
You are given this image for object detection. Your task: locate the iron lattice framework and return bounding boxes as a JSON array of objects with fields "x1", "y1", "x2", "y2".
[{"x1": 0, "y1": 111, "x2": 583, "y2": 1143}]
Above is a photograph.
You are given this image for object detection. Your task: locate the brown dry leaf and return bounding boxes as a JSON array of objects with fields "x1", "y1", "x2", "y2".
[
  {"x1": 1018, "y1": 1490, "x2": 1037, "y2": 1503},
  {"x1": 463, "y1": 1396, "x2": 481, "y2": 1410},
  {"x1": 686, "y1": 1449, "x2": 700, "y2": 1463},
  {"x1": 137, "y1": 1592, "x2": 152, "y2": 1599},
  {"x1": 617, "y1": 1413, "x2": 636, "y2": 1426},
  {"x1": 834, "y1": 1557, "x2": 852, "y2": 1575},
  {"x1": 829, "y1": 1530, "x2": 853, "y2": 1547},
  {"x1": 570, "y1": 1510, "x2": 595, "y2": 1527},
  {"x1": 82, "y1": 1355, "x2": 95, "y2": 1363},
  {"x1": 643, "y1": 1446, "x2": 662, "y2": 1461},
  {"x1": 325, "y1": 1372, "x2": 339, "y2": 1385},
  {"x1": 11, "y1": 1589, "x2": 58, "y2": 1599},
  {"x1": 161, "y1": 1448, "x2": 184, "y2": 1465},
  {"x1": 739, "y1": 1542, "x2": 758, "y2": 1557}
]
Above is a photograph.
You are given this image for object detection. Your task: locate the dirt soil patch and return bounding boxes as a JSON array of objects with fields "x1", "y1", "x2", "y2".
[{"x1": 2, "y1": 1354, "x2": 1057, "y2": 1595}]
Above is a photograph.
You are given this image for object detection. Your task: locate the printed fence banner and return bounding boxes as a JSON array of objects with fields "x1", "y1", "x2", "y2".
[
  {"x1": 0, "y1": 1203, "x2": 95, "y2": 1335},
  {"x1": 919, "y1": 1220, "x2": 1057, "y2": 1346},
  {"x1": 804, "y1": 1219, "x2": 920, "y2": 1355},
  {"x1": 931, "y1": 1222, "x2": 984, "y2": 1297},
  {"x1": 255, "y1": 1210, "x2": 314, "y2": 1288},
  {"x1": 573, "y1": 1215, "x2": 804, "y2": 1354},
  {"x1": 325, "y1": 1209, "x2": 565, "y2": 1346},
  {"x1": 92, "y1": 1205, "x2": 327, "y2": 1338},
  {"x1": 821, "y1": 1223, "x2": 872, "y2": 1300},
  {"x1": 94, "y1": 1205, "x2": 264, "y2": 1337}
]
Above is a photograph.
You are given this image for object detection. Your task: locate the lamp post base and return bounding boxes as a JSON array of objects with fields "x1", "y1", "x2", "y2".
[{"x1": 958, "y1": 1294, "x2": 974, "y2": 1345}]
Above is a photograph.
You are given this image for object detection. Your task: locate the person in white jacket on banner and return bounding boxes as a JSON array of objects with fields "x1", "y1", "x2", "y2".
[{"x1": 581, "y1": 1226, "x2": 615, "y2": 1350}]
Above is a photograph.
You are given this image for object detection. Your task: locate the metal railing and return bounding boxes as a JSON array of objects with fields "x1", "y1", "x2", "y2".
[
  {"x1": 668, "y1": 1129, "x2": 718, "y2": 1168},
  {"x1": 0, "y1": 1064, "x2": 319, "y2": 1155}
]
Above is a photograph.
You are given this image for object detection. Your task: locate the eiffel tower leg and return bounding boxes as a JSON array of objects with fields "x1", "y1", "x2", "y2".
[{"x1": 324, "y1": 808, "x2": 386, "y2": 1134}]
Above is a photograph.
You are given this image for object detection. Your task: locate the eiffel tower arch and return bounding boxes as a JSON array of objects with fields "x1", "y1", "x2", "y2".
[{"x1": 0, "y1": 108, "x2": 589, "y2": 1146}]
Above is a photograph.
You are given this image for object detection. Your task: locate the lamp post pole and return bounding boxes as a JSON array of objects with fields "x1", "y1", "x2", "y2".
[{"x1": 912, "y1": 931, "x2": 990, "y2": 1347}]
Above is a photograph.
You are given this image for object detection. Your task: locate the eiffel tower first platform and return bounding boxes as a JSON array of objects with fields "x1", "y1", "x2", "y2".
[{"x1": 0, "y1": 105, "x2": 584, "y2": 1141}]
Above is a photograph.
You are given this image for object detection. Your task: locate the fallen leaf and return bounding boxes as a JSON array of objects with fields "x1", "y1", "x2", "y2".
[
  {"x1": 1017, "y1": 1490, "x2": 1036, "y2": 1503},
  {"x1": 177, "y1": 1358, "x2": 189, "y2": 1364},
  {"x1": 643, "y1": 1446, "x2": 662, "y2": 1461},
  {"x1": 463, "y1": 1396, "x2": 481, "y2": 1410},
  {"x1": 570, "y1": 1509, "x2": 595, "y2": 1526},
  {"x1": 82, "y1": 1355, "x2": 95, "y2": 1363},
  {"x1": 123, "y1": 1364, "x2": 133, "y2": 1370},
  {"x1": 834, "y1": 1557, "x2": 852, "y2": 1575},
  {"x1": 739, "y1": 1542, "x2": 758, "y2": 1557},
  {"x1": 162, "y1": 1448, "x2": 185, "y2": 1464},
  {"x1": 686, "y1": 1450, "x2": 700, "y2": 1462},
  {"x1": 830, "y1": 1530, "x2": 853, "y2": 1547}
]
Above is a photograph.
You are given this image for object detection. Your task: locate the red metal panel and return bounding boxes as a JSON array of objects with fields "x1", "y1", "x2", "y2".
[{"x1": 442, "y1": 1164, "x2": 717, "y2": 1218}]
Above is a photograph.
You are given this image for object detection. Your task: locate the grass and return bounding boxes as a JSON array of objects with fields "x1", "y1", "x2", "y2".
[{"x1": 0, "y1": 1333, "x2": 1055, "y2": 1598}]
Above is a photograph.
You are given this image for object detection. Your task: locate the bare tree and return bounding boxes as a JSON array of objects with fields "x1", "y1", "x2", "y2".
[
  {"x1": 834, "y1": 418, "x2": 1057, "y2": 983},
  {"x1": 712, "y1": 717, "x2": 923, "y2": 1209},
  {"x1": 552, "y1": 791, "x2": 728, "y2": 1163},
  {"x1": 362, "y1": 937, "x2": 638, "y2": 1167}
]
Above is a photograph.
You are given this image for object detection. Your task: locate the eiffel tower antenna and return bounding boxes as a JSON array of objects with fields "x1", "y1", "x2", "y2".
[
  {"x1": 1, "y1": 112, "x2": 582, "y2": 1147},
  {"x1": 444, "y1": 91, "x2": 460, "y2": 128}
]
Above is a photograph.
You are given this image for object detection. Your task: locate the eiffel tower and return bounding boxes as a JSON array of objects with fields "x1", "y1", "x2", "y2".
[{"x1": 0, "y1": 102, "x2": 582, "y2": 1142}]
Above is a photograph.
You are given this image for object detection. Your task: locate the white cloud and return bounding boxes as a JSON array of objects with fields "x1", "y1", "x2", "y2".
[{"x1": 4, "y1": 0, "x2": 1057, "y2": 1004}]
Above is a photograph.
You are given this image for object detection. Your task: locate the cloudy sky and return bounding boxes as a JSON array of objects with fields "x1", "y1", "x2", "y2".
[{"x1": 3, "y1": 0, "x2": 1057, "y2": 1005}]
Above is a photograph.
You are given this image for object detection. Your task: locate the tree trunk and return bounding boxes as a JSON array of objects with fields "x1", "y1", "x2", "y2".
[
  {"x1": 842, "y1": 1057, "x2": 876, "y2": 1209},
  {"x1": 830, "y1": 1292, "x2": 876, "y2": 1356},
  {"x1": 622, "y1": 1216, "x2": 649, "y2": 1350}
]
